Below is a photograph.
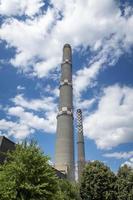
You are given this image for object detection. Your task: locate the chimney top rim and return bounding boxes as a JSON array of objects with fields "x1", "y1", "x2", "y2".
[
  {"x1": 63, "y1": 44, "x2": 71, "y2": 49},
  {"x1": 77, "y1": 109, "x2": 82, "y2": 113}
]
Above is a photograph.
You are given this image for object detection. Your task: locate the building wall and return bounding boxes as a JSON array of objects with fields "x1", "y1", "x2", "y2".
[{"x1": 0, "y1": 136, "x2": 15, "y2": 164}]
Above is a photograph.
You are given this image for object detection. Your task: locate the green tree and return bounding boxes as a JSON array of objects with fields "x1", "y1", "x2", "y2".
[
  {"x1": 58, "y1": 179, "x2": 81, "y2": 200},
  {"x1": 117, "y1": 165, "x2": 133, "y2": 200},
  {"x1": 80, "y1": 160, "x2": 117, "y2": 200},
  {"x1": 0, "y1": 141, "x2": 59, "y2": 200}
]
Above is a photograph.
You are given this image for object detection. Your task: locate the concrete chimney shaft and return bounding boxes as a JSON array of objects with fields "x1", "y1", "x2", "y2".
[
  {"x1": 77, "y1": 109, "x2": 85, "y2": 181},
  {"x1": 55, "y1": 44, "x2": 75, "y2": 181}
]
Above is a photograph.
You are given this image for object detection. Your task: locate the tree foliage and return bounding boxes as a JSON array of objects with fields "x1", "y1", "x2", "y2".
[
  {"x1": 117, "y1": 165, "x2": 133, "y2": 200},
  {"x1": 1, "y1": 140, "x2": 133, "y2": 200},
  {"x1": 80, "y1": 160, "x2": 117, "y2": 200},
  {"x1": 0, "y1": 141, "x2": 80, "y2": 200},
  {"x1": 0, "y1": 141, "x2": 59, "y2": 200},
  {"x1": 58, "y1": 179, "x2": 81, "y2": 200}
]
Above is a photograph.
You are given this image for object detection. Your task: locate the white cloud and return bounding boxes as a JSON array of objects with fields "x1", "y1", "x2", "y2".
[
  {"x1": 0, "y1": 118, "x2": 33, "y2": 139},
  {"x1": 73, "y1": 59, "x2": 105, "y2": 98},
  {"x1": 12, "y1": 94, "x2": 57, "y2": 112},
  {"x1": 75, "y1": 98, "x2": 95, "y2": 111},
  {"x1": 83, "y1": 85, "x2": 133, "y2": 149},
  {"x1": 0, "y1": 119, "x2": 16, "y2": 131},
  {"x1": 0, "y1": 0, "x2": 133, "y2": 143},
  {"x1": 103, "y1": 151, "x2": 133, "y2": 159},
  {"x1": 17, "y1": 85, "x2": 25, "y2": 91},
  {"x1": 0, "y1": 94, "x2": 57, "y2": 139},
  {"x1": 44, "y1": 85, "x2": 59, "y2": 97},
  {"x1": 33, "y1": 57, "x2": 60, "y2": 78},
  {"x1": 0, "y1": 0, "x2": 44, "y2": 16},
  {"x1": 122, "y1": 158, "x2": 133, "y2": 168},
  {"x1": 0, "y1": 9, "x2": 60, "y2": 75},
  {"x1": 8, "y1": 106, "x2": 56, "y2": 133},
  {"x1": 51, "y1": 0, "x2": 121, "y2": 46},
  {"x1": 0, "y1": 0, "x2": 133, "y2": 84}
]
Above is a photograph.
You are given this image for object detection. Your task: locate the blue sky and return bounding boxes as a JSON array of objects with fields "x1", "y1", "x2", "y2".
[{"x1": 0, "y1": 0, "x2": 133, "y2": 172}]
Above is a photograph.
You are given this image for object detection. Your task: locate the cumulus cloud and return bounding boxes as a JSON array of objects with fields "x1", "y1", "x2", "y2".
[
  {"x1": 83, "y1": 85, "x2": 133, "y2": 149},
  {"x1": 0, "y1": 119, "x2": 33, "y2": 139},
  {"x1": 0, "y1": 9, "x2": 59, "y2": 75},
  {"x1": 73, "y1": 59, "x2": 105, "y2": 98},
  {"x1": 8, "y1": 106, "x2": 56, "y2": 133},
  {"x1": 17, "y1": 85, "x2": 25, "y2": 91},
  {"x1": 0, "y1": 94, "x2": 57, "y2": 139},
  {"x1": 44, "y1": 85, "x2": 59, "y2": 97},
  {"x1": 0, "y1": 0, "x2": 133, "y2": 85},
  {"x1": 0, "y1": 0, "x2": 133, "y2": 147},
  {"x1": 75, "y1": 98, "x2": 95, "y2": 110},
  {"x1": 103, "y1": 151, "x2": 133, "y2": 159},
  {"x1": 122, "y1": 158, "x2": 133, "y2": 168},
  {"x1": 12, "y1": 94, "x2": 57, "y2": 112},
  {"x1": 0, "y1": 0, "x2": 44, "y2": 16}
]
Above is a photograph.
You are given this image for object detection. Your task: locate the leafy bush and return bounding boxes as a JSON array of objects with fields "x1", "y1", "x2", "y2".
[{"x1": 80, "y1": 161, "x2": 117, "y2": 200}]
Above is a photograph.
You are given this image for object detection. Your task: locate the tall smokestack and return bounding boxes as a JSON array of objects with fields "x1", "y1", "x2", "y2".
[
  {"x1": 77, "y1": 109, "x2": 85, "y2": 181},
  {"x1": 55, "y1": 44, "x2": 75, "y2": 181}
]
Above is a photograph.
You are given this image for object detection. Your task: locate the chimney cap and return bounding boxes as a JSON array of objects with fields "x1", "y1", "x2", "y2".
[
  {"x1": 77, "y1": 109, "x2": 82, "y2": 113},
  {"x1": 63, "y1": 44, "x2": 71, "y2": 49}
]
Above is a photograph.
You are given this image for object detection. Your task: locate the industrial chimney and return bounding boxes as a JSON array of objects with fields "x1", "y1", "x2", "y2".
[
  {"x1": 77, "y1": 109, "x2": 85, "y2": 181},
  {"x1": 55, "y1": 44, "x2": 75, "y2": 181}
]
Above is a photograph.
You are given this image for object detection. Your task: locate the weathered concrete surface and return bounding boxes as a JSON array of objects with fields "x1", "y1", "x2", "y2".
[
  {"x1": 77, "y1": 109, "x2": 85, "y2": 181},
  {"x1": 55, "y1": 44, "x2": 75, "y2": 181}
]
